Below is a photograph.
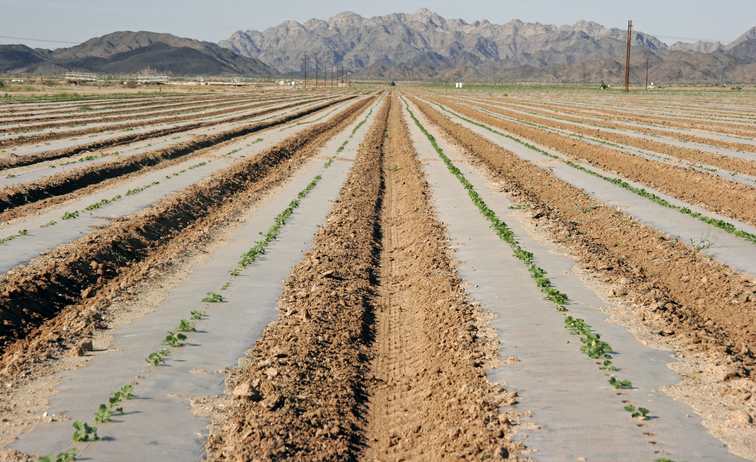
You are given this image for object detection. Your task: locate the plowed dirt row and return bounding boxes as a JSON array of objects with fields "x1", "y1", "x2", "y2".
[
  {"x1": 407, "y1": 93, "x2": 756, "y2": 455},
  {"x1": 1, "y1": 92, "x2": 384, "y2": 461},
  {"x1": 0, "y1": 94, "x2": 261, "y2": 127},
  {"x1": 0, "y1": 96, "x2": 322, "y2": 148},
  {"x1": 489, "y1": 96, "x2": 756, "y2": 138},
  {"x1": 0, "y1": 95, "x2": 375, "y2": 364},
  {"x1": 0, "y1": 96, "x2": 353, "y2": 218},
  {"x1": 0, "y1": 95, "x2": 330, "y2": 169},
  {"x1": 446, "y1": 94, "x2": 756, "y2": 175},
  {"x1": 400, "y1": 94, "x2": 751, "y2": 461},
  {"x1": 421, "y1": 94, "x2": 756, "y2": 229},
  {"x1": 205, "y1": 93, "x2": 523, "y2": 461}
]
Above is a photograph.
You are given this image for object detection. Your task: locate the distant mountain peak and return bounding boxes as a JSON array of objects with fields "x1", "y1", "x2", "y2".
[{"x1": 217, "y1": 10, "x2": 752, "y2": 75}]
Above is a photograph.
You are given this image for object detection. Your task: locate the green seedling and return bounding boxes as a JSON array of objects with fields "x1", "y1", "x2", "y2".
[
  {"x1": 609, "y1": 377, "x2": 632, "y2": 389},
  {"x1": 556, "y1": 305, "x2": 568, "y2": 312},
  {"x1": 177, "y1": 319, "x2": 196, "y2": 332},
  {"x1": 40, "y1": 220, "x2": 56, "y2": 228},
  {"x1": 61, "y1": 211, "x2": 79, "y2": 220},
  {"x1": 37, "y1": 449, "x2": 77, "y2": 462},
  {"x1": 624, "y1": 404, "x2": 650, "y2": 420},
  {"x1": 220, "y1": 282, "x2": 230, "y2": 290},
  {"x1": 202, "y1": 292, "x2": 223, "y2": 303},
  {"x1": 94, "y1": 403, "x2": 117, "y2": 423},
  {"x1": 162, "y1": 331, "x2": 187, "y2": 347},
  {"x1": 599, "y1": 359, "x2": 617, "y2": 371},
  {"x1": 190, "y1": 310, "x2": 205, "y2": 320},
  {"x1": 145, "y1": 349, "x2": 169, "y2": 365},
  {"x1": 110, "y1": 384, "x2": 134, "y2": 404},
  {"x1": 71, "y1": 420, "x2": 99, "y2": 442}
]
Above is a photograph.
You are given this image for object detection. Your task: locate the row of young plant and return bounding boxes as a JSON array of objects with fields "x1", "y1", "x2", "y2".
[
  {"x1": 36, "y1": 383, "x2": 136, "y2": 462},
  {"x1": 2, "y1": 160, "x2": 213, "y2": 245},
  {"x1": 423, "y1": 97, "x2": 756, "y2": 246},
  {"x1": 35, "y1": 96, "x2": 382, "y2": 460},
  {"x1": 226, "y1": 96, "x2": 382, "y2": 279},
  {"x1": 471, "y1": 103, "x2": 755, "y2": 187},
  {"x1": 400, "y1": 94, "x2": 649, "y2": 420}
]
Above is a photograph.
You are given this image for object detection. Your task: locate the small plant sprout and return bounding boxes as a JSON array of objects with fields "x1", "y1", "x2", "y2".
[
  {"x1": 177, "y1": 319, "x2": 196, "y2": 332},
  {"x1": 599, "y1": 359, "x2": 617, "y2": 371},
  {"x1": 110, "y1": 384, "x2": 134, "y2": 405},
  {"x1": 162, "y1": 331, "x2": 187, "y2": 347},
  {"x1": 202, "y1": 292, "x2": 223, "y2": 303},
  {"x1": 94, "y1": 403, "x2": 115, "y2": 423},
  {"x1": 37, "y1": 449, "x2": 77, "y2": 462},
  {"x1": 609, "y1": 377, "x2": 632, "y2": 389},
  {"x1": 624, "y1": 404, "x2": 650, "y2": 420},
  {"x1": 190, "y1": 310, "x2": 205, "y2": 320},
  {"x1": 145, "y1": 349, "x2": 169, "y2": 365},
  {"x1": 71, "y1": 420, "x2": 100, "y2": 442}
]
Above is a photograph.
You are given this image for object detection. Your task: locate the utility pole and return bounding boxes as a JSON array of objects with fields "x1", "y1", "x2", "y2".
[
  {"x1": 624, "y1": 20, "x2": 632, "y2": 93},
  {"x1": 302, "y1": 55, "x2": 308, "y2": 88},
  {"x1": 330, "y1": 62, "x2": 334, "y2": 87},
  {"x1": 315, "y1": 57, "x2": 319, "y2": 87},
  {"x1": 645, "y1": 57, "x2": 649, "y2": 92}
]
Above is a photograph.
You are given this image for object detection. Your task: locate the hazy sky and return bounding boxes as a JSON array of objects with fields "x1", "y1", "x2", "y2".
[{"x1": 1, "y1": 0, "x2": 754, "y2": 49}]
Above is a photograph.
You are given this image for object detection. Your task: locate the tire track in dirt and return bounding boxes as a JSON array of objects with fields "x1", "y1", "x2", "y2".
[
  {"x1": 0, "y1": 97, "x2": 354, "y2": 217},
  {"x1": 0, "y1": 96, "x2": 376, "y2": 367},
  {"x1": 204, "y1": 93, "x2": 525, "y2": 461},
  {"x1": 423, "y1": 95, "x2": 756, "y2": 228},
  {"x1": 361, "y1": 94, "x2": 522, "y2": 461}
]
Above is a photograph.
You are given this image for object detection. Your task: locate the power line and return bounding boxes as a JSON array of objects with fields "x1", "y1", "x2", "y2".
[{"x1": 0, "y1": 35, "x2": 79, "y2": 44}]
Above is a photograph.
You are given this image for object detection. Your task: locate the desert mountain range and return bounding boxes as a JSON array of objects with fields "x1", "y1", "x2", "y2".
[
  {"x1": 0, "y1": 9, "x2": 754, "y2": 83},
  {"x1": 220, "y1": 8, "x2": 756, "y2": 81},
  {"x1": 0, "y1": 31, "x2": 278, "y2": 76}
]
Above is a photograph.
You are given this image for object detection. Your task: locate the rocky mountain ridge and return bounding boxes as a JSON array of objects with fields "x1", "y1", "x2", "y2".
[
  {"x1": 219, "y1": 9, "x2": 753, "y2": 74},
  {"x1": 0, "y1": 31, "x2": 278, "y2": 76}
]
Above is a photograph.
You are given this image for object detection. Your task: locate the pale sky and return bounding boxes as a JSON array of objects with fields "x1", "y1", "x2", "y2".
[{"x1": 1, "y1": 0, "x2": 754, "y2": 49}]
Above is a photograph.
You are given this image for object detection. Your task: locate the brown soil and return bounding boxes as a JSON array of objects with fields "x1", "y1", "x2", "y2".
[
  {"x1": 0, "y1": 95, "x2": 330, "y2": 149},
  {"x1": 427, "y1": 95, "x2": 756, "y2": 228},
  {"x1": 451, "y1": 94, "x2": 756, "y2": 177},
  {"x1": 407, "y1": 91, "x2": 756, "y2": 375},
  {"x1": 0, "y1": 94, "x2": 264, "y2": 128},
  {"x1": 0, "y1": 96, "x2": 329, "y2": 170},
  {"x1": 506, "y1": 97, "x2": 756, "y2": 139},
  {"x1": 408, "y1": 91, "x2": 756, "y2": 458},
  {"x1": 0, "y1": 95, "x2": 375, "y2": 365},
  {"x1": 0, "y1": 97, "x2": 353, "y2": 216},
  {"x1": 204, "y1": 93, "x2": 525, "y2": 461}
]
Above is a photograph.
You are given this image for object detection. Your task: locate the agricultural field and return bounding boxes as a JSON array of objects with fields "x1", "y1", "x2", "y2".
[{"x1": 0, "y1": 84, "x2": 754, "y2": 461}]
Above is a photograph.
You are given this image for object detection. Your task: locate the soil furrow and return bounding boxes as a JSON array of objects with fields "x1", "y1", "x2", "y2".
[
  {"x1": 0, "y1": 94, "x2": 268, "y2": 128},
  {"x1": 0, "y1": 95, "x2": 330, "y2": 149},
  {"x1": 423, "y1": 95, "x2": 756, "y2": 228},
  {"x1": 361, "y1": 93, "x2": 522, "y2": 461},
  {"x1": 0, "y1": 96, "x2": 329, "y2": 170},
  {"x1": 407, "y1": 92, "x2": 756, "y2": 374},
  {"x1": 0, "y1": 97, "x2": 353, "y2": 216},
  {"x1": 204, "y1": 93, "x2": 524, "y2": 461},
  {"x1": 449, "y1": 94, "x2": 756, "y2": 170},
  {"x1": 0, "y1": 95, "x2": 375, "y2": 363},
  {"x1": 206, "y1": 94, "x2": 390, "y2": 462}
]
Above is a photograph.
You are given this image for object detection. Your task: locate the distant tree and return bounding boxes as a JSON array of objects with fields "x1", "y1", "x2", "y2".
[{"x1": 390, "y1": 81, "x2": 396, "y2": 86}]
